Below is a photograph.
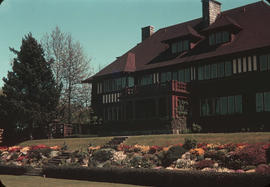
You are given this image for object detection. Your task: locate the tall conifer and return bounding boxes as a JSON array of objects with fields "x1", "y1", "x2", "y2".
[{"x1": 1, "y1": 33, "x2": 60, "y2": 140}]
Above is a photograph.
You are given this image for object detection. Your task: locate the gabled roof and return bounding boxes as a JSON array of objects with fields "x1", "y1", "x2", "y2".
[
  {"x1": 162, "y1": 25, "x2": 203, "y2": 43},
  {"x1": 86, "y1": 1, "x2": 270, "y2": 82},
  {"x1": 202, "y1": 15, "x2": 242, "y2": 33}
]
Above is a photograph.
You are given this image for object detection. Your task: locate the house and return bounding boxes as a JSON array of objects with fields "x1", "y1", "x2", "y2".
[{"x1": 83, "y1": 0, "x2": 270, "y2": 134}]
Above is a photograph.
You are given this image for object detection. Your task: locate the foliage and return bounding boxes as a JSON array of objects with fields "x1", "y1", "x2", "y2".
[
  {"x1": 194, "y1": 160, "x2": 215, "y2": 170},
  {"x1": 163, "y1": 145, "x2": 187, "y2": 167},
  {"x1": 191, "y1": 123, "x2": 202, "y2": 133},
  {"x1": 0, "y1": 33, "x2": 60, "y2": 142},
  {"x1": 183, "y1": 138, "x2": 197, "y2": 150}
]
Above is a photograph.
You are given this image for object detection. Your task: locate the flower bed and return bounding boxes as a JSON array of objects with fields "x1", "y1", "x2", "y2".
[{"x1": 1, "y1": 141, "x2": 270, "y2": 174}]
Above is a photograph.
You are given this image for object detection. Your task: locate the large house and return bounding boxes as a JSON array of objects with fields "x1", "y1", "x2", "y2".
[{"x1": 84, "y1": 0, "x2": 270, "y2": 134}]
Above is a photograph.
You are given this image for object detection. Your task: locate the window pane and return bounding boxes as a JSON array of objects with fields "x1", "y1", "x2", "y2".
[
  {"x1": 178, "y1": 41, "x2": 183, "y2": 53},
  {"x1": 256, "y1": 93, "x2": 264, "y2": 112},
  {"x1": 166, "y1": 72, "x2": 171, "y2": 81},
  {"x1": 211, "y1": 64, "x2": 217, "y2": 79},
  {"x1": 128, "y1": 77, "x2": 134, "y2": 87},
  {"x1": 228, "y1": 96, "x2": 235, "y2": 114},
  {"x1": 225, "y1": 61, "x2": 232, "y2": 76},
  {"x1": 185, "y1": 68, "x2": 190, "y2": 82},
  {"x1": 198, "y1": 66, "x2": 204, "y2": 80},
  {"x1": 161, "y1": 73, "x2": 167, "y2": 83},
  {"x1": 235, "y1": 95, "x2": 243, "y2": 113},
  {"x1": 216, "y1": 32, "x2": 222, "y2": 44},
  {"x1": 209, "y1": 34, "x2": 215, "y2": 45},
  {"x1": 121, "y1": 78, "x2": 125, "y2": 88},
  {"x1": 178, "y1": 69, "x2": 185, "y2": 82},
  {"x1": 220, "y1": 97, "x2": 228, "y2": 115},
  {"x1": 172, "y1": 72, "x2": 178, "y2": 81},
  {"x1": 183, "y1": 40, "x2": 189, "y2": 51},
  {"x1": 217, "y1": 63, "x2": 225, "y2": 78},
  {"x1": 205, "y1": 64, "x2": 211, "y2": 80},
  {"x1": 260, "y1": 55, "x2": 268, "y2": 71},
  {"x1": 215, "y1": 98, "x2": 220, "y2": 115},
  {"x1": 172, "y1": 43, "x2": 177, "y2": 54},
  {"x1": 223, "y1": 31, "x2": 230, "y2": 42},
  {"x1": 264, "y1": 92, "x2": 270, "y2": 112}
]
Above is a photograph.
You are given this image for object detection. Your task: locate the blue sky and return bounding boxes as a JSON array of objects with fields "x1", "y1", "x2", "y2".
[{"x1": 0, "y1": 0, "x2": 262, "y2": 87}]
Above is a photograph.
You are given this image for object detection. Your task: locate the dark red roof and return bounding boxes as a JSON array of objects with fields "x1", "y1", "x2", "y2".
[
  {"x1": 202, "y1": 15, "x2": 242, "y2": 33},
  {"x1": 86, "y1": 1, "x2": 270, "y2": 82}
]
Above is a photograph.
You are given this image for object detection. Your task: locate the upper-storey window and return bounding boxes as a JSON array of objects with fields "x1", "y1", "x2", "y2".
[
  {"x1": 259, "y1": 54, "x2": 270, "y2": 71},
  {"x1": 171, "y1": 40, "x2": 189, "y2": 54},
  {"x1": 140, "y1": 74, "x2": 153, "y2": 86},
  {"x1": 128, "y1": 76, "x2": 134, "y2": 87},
  {"x1": 161, "y1": 72, "x2": 172, "y2": 83},
  {"x1": 103, "y1": 77, "x2": 126, "y2": 93},
  {"x1": 198, "y1": 61, "x2": 232, "y2": 81},
  {"x1": 209, "y1": 31, "x2": 230, "y2": 46}
]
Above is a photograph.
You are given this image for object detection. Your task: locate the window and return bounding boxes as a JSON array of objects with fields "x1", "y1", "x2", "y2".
[
  {"x1": 211, "y1": 64, "x2": 217, "y2": 79},
  {"x1": 217, "y1": 62, "x2": 225, "y2": 78},
  {"x1": 225, "y1": 61, "x2": 232, "y2": 76},
  {"x1": 185, "y1": 68, "x2": 191, "y2": 82},
  {"x1": 228, "y1": 96, "x2": 235, "y2": 114},
  {"x1": 171, "y1": 40, "x2": 190, "y2": 54},
  {"x1": 161, "y1": 72, "x2": 171, "y2": 83},
  {"x1": 200, "y1": 95, "x2": 242, "y2": 117},
  {"x1": 209, "y1": 34, "x2": 215, "y2": 46},
  {"x1": 256, "y1": 91, "x2": 270, "y2": 112},
  {"x1": 172, "y1": 72, "x2": 178, "y2": 80},
  {"x1": 209, "y1": 31, "x2": 230, "y2": 46},
  {"x1": 198, "y1": 66, "x2": 204, "y2": 80},
  {"x1": 141, "y1": 74, "x2": 153, "y2": 85},
  {"x1": 205, "y1": 64, "x2": 211, "y2": 80},
  {"x1": 235, "y1": 95, "x2": 243, "y2": 113},
  {"x1": 259, "y1": 55, "x2": 269, "y2": 71},
  {"x1": 178, "y1": 69, "x2": 185, "y2": 82},
  {"x1": 222, "y1": 31, "x2": 230, "y2": 42},
  {"x1": 128, "y1": 77, "x2": 134, "y2": 87}
]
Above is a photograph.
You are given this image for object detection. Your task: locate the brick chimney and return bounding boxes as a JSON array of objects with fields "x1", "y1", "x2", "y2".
[
  {"x1": 141, "y1": 26, "x2": 154, "y2": 42},
  {"x1": 202, "y1": 0, "x2": 221, "y2": 27}
]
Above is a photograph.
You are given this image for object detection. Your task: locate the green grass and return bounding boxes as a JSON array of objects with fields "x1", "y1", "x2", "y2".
[
  {"x1": 0, "y1": 175, "x2": 146, "y2": 187},
  {"x1": 19, "y1": 137, "x2": 112, "y2": 152},
  {"x1": 19, "y1": 132, "x2": 270, "y2": 151},
  {"x1": 124, "y1": 132, "x2": 270, "y2": 146}
]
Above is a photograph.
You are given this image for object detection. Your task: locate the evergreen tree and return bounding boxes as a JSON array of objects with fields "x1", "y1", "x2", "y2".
[{"x1": 0, "y1": 33, "x2": 60, "y2": 141}]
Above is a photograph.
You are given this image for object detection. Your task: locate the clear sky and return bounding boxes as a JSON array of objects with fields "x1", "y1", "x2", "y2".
[{"x1": 0, "y1": 0, "x2": 262, "y2": 88}]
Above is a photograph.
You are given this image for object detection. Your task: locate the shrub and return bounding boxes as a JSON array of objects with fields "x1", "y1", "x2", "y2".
[
  {"x1": 234, "y1": 144, "x2": 266, "y2": 166},
  {"x1": 162, "y1": 145, "x2": 187, "y2": 167},
  {"x1": 204, "y1": 150, "x2": 226, "y2": 163},
  {"x1": 191, "y1": 123, "x2": 202, "y2": 133},
  {"x1": 92, "y1": 148, "x2": 115, "y2": 162},
  {"x1": 183, "y1": 138, "x2": 197, "y2": 150},
  {"x1": 195, "y1": 160, "x2": 215, "y2": 170}
]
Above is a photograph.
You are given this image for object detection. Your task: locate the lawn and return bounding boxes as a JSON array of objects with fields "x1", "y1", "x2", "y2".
[
  {"x1": 19, "y1": 137, "x2": 112, "y2": 152},
  {"x1": 18, "y1": 132, "x2": 270, "y2": 151},
  {"x1": 0, "y1": 175, "x2": 147, "y2": 187}
]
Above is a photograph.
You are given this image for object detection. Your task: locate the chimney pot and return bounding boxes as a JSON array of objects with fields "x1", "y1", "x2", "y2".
[{"x1": 141, "y1": 26, "x2": 154, "y2": 42}]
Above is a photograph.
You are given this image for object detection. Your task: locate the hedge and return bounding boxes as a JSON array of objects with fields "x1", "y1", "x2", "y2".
[
  {"x1": 43, "y1": 166, "x2": 270, "y2": 187},
  {"x1": 0, "y1": 164, "x2": 28, "y2": 175}
]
